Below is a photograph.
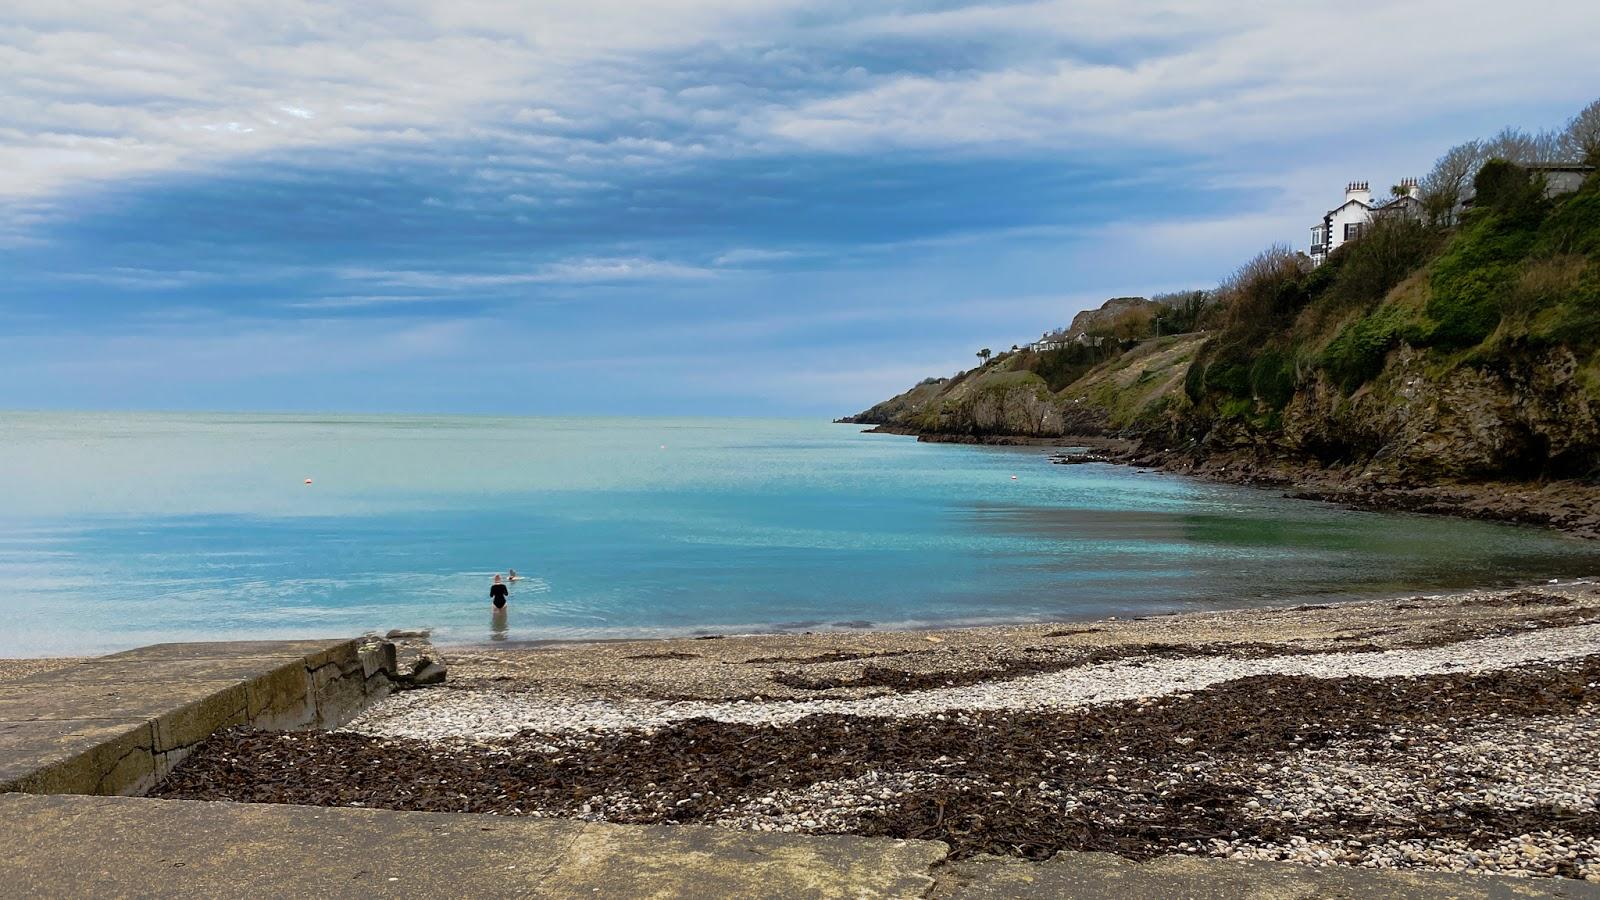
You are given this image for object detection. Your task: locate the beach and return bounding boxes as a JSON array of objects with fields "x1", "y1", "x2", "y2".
[{"x1": 151, "y1": 579, "x2": 1600, "y2": 882}]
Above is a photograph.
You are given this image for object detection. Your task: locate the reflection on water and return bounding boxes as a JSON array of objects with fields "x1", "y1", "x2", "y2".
[{"x1": 0, "y1": 412, "x2": 1596, "y2": 656}]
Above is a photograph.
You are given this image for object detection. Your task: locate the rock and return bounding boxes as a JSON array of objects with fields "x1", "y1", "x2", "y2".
[
  {"x1": 401, "y1": 657, "x2": 447, "y2": 687},
  {"x1": 386, "y1": 628, "x2": 432, "y2": 639}
]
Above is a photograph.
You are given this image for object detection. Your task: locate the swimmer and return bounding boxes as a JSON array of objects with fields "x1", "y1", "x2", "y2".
[
  {"x1": 490, "y1": 574, "x2": 509, "y2": 609},
  {"x1": 507, "y1": 568, "x2": 518, "y2": 583}
]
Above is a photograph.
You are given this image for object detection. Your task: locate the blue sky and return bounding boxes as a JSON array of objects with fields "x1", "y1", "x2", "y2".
[{"x1": 4, "y1": 1, "x2": 1597, "y2": 416}]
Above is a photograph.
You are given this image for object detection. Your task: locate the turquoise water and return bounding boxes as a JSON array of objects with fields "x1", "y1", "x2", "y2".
[{"x1": 1, "y1": 412, "x2": 1596, "y2": 656}]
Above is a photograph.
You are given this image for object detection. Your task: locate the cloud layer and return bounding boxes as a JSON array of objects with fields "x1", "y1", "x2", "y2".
[{"x1": 4, "y1": 1, "x2": 1597, "y2": 413}]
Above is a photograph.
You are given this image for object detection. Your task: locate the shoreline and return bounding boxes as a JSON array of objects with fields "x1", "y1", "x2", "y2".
[
  {"x1": 439, "y1": 576, "x2": 1595, "y2": 654},
  {"x1": 853, "y1": 425, "x2": 1600, "y2": 542},
  {"x1": 5, "y1": 572, "x2": 1596, "y2": 667}
]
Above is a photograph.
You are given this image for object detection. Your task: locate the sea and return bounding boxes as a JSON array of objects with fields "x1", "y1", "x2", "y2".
[{"x1": 2, "y1": 411, "x2": 1597, "y2": 657}]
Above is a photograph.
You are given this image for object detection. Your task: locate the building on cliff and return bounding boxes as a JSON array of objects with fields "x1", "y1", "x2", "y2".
[
  {"x1": 1308, "y1": 179, "x2": 1424, "y2": 266},
  {"x1": 1029, "y1": 332, "x2": 1069, "y2": 351},
  {"x1": 1458, "y1": 163, "x2": 1596, "y2": 209}
]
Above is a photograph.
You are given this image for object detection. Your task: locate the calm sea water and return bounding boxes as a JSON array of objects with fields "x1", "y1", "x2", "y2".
[{"x1": 1, "y1": 412, "x2": 1596, "y2": 656}]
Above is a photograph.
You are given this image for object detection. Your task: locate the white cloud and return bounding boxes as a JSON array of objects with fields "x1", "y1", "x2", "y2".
[
  {"x1": 766, "y1": 1, "x2": 1600, "y2": 151},
  {"x1": 5, "y1": 0, "x2": 1596, "y2": 206},
  {"x1": 283, "y1": 294, "x2": 451, "y2": 310},
  {"x1": 340, "y1": 256, "x2": 718, "y2": 289},
  {"x1": 712, "y1": 247, "x2": 800, "y2": 266}
]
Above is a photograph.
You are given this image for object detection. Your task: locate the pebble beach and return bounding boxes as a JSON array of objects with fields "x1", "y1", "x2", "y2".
[{"x1": 157, "y1": 581, "x2": 1600, "y2": 882}]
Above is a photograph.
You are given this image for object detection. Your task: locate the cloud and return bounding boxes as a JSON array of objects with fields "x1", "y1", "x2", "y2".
[
  {"x1": 712, "y1": 247, "x2": 801, "y2": 266},
  {"x1": 766, "y1": 2, "x2": 1600, "y2": 151},
  {"x1": 7, "y1": 0, "x2": 1596, "y2": 205},
  {"x1": 339, "y1": 257, "x2": 719, "y2": 290},
  {"x1": 5, "y1": 1, "x2": 1599, "y2": 415},
  {"x1": 283, "y1": 294, "x2": 450, "y2": 310}
]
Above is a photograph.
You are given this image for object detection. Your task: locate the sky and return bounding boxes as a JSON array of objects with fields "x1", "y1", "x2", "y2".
[{"x1": 3, "y1": 1, "x2": 1597, "y2": 417}]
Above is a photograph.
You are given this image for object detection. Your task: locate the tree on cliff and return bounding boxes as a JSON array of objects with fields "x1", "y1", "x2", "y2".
[
  {"x1": 977, "y1": 348, "x2": 992, "y2": 365},
  {"x1": 1559, "y1": 98, "x2": 1600, "y2": 164},
  {"x1": 1421, "y1": 140, "x2": 1487, "y2": 225}
]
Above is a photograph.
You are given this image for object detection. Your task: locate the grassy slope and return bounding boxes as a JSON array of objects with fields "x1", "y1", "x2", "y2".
[{"x1": 1059, "y1": 334, "x2": 1205, "y2": 431}]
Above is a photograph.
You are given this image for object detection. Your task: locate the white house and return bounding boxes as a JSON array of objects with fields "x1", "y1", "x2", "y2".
[
  {"x1": 1308, "y1": 179, "x2": 1423, "y2": 266},
  {"x1": 1030, "y1": 332, "x2": 1070, "y2": 352}
]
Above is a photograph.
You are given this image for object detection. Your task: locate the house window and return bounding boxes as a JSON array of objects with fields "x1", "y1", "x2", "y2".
[{"x1": 1344, "y1": 222, "x2": 1364, "y2": 240}]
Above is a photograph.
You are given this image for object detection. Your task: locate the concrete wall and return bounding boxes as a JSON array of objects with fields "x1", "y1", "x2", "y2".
[{"x1": 0, "y1": 638, "x2": 398, "y2": 798}]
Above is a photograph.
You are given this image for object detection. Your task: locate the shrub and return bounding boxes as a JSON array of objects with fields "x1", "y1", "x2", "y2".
[
  {"x1": 1321, "y1": 304, "x2": 1406, "y2": 392},
  {"x1": 1526, "y1": 260, "x2": 1600, "y2": 352},
  {"x1": 1151, "y1": 290, "x2": 1211, "y2": 334},
  {"x1": 1248, "y1": 347, "x2": 1298, "y2": 409},
  {"x1": 1472, "y1": 159, "x2": 1545, "y2": 223},
  {"x1": 1324, "y1": 216, "x2": 1443, "y2": 309},
  {"x1": 1534, "y1": 174, "x2": 1600, "y2": 257},
  {"x1": 1216, "y1": 245, "x2": 1309, "y2": 332},
  {"x1": 1183, "y1": 355, "x2": 1207, "y2": 403},
  {"x1": 1424, "y1": 212, "x2": 1536, "y2": 347},
  {"x1": 1021, "y1": 343, "x2": 1109, "y2": 392},
  {"x1": 1505, "y1": 255, "x2": 1588, "y2": 326},
  {"x1": 1108, "y1": 305, "x2": 1156, "y2": 340},
  {"x1": 1197, "y1": 342, "x2": 1253, "y2": 399},
  {"x1": 1217, "y1": 397, "x2": 1253, "y2": 420}
]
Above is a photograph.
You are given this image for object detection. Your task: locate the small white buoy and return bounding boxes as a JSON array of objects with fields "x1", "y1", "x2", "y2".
[
  {"x1": 660, "y1": 444, "x2": 667, "y2": 450},
  {"x1": 1010, "y1": 474, "x2": 1018, "y2": 480}
]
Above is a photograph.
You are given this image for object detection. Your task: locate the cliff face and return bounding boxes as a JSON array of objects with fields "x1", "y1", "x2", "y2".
[
  {"x1": 851, "y1": 369, "x2": 1065, "y2": 437},
  {"x1": 847, "y1": 166, "x2": 1600, "y2": 488},
  {"x1": 1062, "y1": 297, "x2": 1159, "y2": 340},
  {"x1": 1274, "y1": 345, "x2": 1599, "y2": 481},
  {"x1": 847, "y1": 332, "x2": 1202, "y2": 439}
]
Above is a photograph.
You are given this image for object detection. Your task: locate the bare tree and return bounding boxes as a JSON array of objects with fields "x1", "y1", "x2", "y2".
[
  {"x1": 1483, "y1": 126, "x2": 1564, "y2": 165},
  {"x1": 1420, "y1": 140, "x2": 1486, "y2": 225},
  {"x1": 1558, "y1": 98, "x2": 1600, "y2": 164},
  {"x1": 1483, "y1": 127, "x2": 1536, "y2": 165}
]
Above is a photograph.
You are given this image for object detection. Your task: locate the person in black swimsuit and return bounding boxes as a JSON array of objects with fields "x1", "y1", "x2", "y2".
[{"x1": 490, "y1": 574, "x2": 509, "y2": 609}]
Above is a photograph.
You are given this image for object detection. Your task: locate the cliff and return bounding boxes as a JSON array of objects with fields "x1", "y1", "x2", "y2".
[
  {"x1": 845, "y1": 164, "x2": 1600, "y2": 523},
  {"x1": 849, "y1": 330, "x2": 1202, "y2": 440}
]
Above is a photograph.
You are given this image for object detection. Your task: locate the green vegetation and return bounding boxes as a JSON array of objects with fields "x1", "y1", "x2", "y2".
[
  {"x1": 855, "y1": 99, "x2": 1600, "y2": 475},
  {"x1": 1321, "y1": 302, "x2": 1409, "y2": 392},
  {"x1": 1184, "y1": 163, "x2": 1600, "y2": 421}
]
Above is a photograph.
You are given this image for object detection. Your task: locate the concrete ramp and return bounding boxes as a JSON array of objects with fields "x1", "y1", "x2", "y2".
[{"x1": 0, "y1": 639, "x2": 395, "y2": 796}]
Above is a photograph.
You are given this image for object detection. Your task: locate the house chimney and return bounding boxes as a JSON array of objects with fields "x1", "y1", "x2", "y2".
[
  {"x1": 1345, "y1": 181, "x2": 1371, "y2": 204},
  {"x1": 1400, "y1": 177, "x2": 1420, "y2": 199}
]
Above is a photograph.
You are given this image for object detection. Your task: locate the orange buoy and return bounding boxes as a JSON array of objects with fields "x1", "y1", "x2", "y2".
[{"x1": 304, "y1": 478, "x2": 313, "y2": 485}]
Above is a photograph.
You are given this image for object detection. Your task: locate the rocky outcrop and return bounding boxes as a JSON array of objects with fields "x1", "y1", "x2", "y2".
[
  {"x1": 1063, "y1": 296, "x2": 1159, "y2": 340},
  {"x1": 1184, "y1": 344, "x2": 1600, "y2": 484},
  {"x1": 845, "y1": 335, "x2": 1203, "y2": 441}
]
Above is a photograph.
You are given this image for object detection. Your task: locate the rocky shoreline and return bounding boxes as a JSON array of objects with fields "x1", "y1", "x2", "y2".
[
  {"x1": 158, "y1": 582, "x2": 1600, "y2": 883},
  {"x1": 1117, "y1": 446, "x2": 1600, "y2": 542},
  {"x1": 856, "y1": 424, "x2": 1600, "y2": 541}
]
